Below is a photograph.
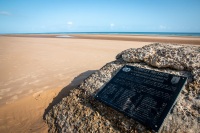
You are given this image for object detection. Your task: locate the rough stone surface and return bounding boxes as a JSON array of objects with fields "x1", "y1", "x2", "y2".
[
  {"x1": 45, "y1": 43, "x2": 200, "y2": 133},
  {"x1": 117, "y1": 43, "x2": 200, "y2": 84}
]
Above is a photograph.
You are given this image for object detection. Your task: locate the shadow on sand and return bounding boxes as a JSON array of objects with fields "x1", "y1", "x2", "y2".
[{"x1": 43, "y1": 70, "x2": 96, "y2": 119}]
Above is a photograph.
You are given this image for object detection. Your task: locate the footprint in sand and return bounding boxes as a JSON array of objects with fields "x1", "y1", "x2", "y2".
[
  {"x1": 33, "y1": 90, "x2": 43, "y2": 100},
  {"x1": 0, "y1": 88, "x2": 11, "y2": 93}
]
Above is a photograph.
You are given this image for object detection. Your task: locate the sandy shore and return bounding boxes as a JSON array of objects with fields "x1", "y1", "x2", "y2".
[
  {"x1": 3, "y1": 34, "x2": 200, "y2": 45},
  {"x1": 0, "y1": 35, "x2": 199, "y2": 132}
]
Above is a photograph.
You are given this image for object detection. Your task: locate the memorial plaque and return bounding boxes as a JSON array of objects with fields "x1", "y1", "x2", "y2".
[{"x1": 95, "y1": 65, "x2": 187, "y2": 132}]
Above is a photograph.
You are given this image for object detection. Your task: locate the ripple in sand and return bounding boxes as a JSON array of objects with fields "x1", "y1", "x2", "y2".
[
  {"x1": 5, "y1": 95, "x2": 19, "y2": 104},
  {"x1": 28, "y1": 80, "x2": 40, "y2": 85},
  {"x1": 16, "y1": 90, "x2": 23, "y2": 94},
  {"x1": 28, "y1": 89, "x2": 33, "y2": 94},
  {"x1": 11, "y1": 95, "x2": 18, "y2": 100},
  {"x1": 43, "y1": 86, "x2": 49, "y2": 89},
  {"x1": 0, "y1": 88, "x2": 11, "y2": 94}
]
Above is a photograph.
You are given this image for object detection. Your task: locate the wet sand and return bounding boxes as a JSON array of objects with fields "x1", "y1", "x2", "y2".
[
  {"x1": 2, "y1": 34, "x2": 200, "y2": 45},
  {"x1": 0, "y1": 34, "x2": 199, "y2": 132}
]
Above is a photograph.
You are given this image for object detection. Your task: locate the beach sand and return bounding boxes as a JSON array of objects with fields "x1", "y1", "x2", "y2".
[{"x1": 0, "y1": 35, "x2": 199, "y2": 132}]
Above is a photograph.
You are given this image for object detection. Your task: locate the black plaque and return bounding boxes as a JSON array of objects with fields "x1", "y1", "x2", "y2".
[{"x1": 95, "y1": 65, "x2": 187, "y2": 132}]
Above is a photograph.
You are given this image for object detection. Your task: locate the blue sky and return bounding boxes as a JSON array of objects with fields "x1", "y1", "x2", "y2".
[{"x1": 0, "y1": 0, "x2": 200, "y2": 33}]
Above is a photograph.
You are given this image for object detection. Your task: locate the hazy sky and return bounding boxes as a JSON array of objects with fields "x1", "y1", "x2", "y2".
[{"x1": 0, "y1": 0, "x2": 200, "y2": 33}]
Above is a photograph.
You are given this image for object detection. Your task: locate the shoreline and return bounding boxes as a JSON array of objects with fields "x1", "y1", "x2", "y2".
[
  {"x1": 2, "y1": 33, "x2": 200, "y2": 38},
  {"x1": 1, "y1": 32, "x2": 200, "y2": 36},
  {"x1": 71, "y1": 34, "x2": 200, "y2": 45},
  {"x1": 1, "y1": 34, "x2": 200, "y2": 45}
]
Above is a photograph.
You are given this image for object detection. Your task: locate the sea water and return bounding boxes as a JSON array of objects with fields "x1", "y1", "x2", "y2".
[
  {"x1": 2, "y1": 32, "x2": 200, "y2": 37},
  {"x1": 47, "y1": 32, "x2": 200, "y2": 37}
]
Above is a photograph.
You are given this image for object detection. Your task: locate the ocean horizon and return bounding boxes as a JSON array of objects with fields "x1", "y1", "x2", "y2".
[{"x1": 2, "y1": 32, "x2": 200, "y2": 37}]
